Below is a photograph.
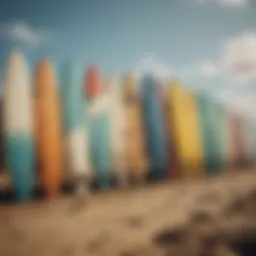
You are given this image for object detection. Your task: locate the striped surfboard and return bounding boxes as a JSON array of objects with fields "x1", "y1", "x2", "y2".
[
  {"x1": 61, "y1": 62, "x2": 92, "y2": 195},
  {"x1": 3, "y1": 51, "x2": 35, "y2": 200},
  {"x1": 85, "y1": 67, "x2": 111, "y2": 189}
]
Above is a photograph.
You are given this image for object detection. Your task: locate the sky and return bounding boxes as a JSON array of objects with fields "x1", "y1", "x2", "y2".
[{"x1": 0, "y1": 0, "x2": 256, "y2": 116}]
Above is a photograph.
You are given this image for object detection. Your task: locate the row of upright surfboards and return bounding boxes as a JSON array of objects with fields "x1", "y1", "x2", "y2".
[{"x1": 2, "y1": 51, "x2": 256, "y2": 200}]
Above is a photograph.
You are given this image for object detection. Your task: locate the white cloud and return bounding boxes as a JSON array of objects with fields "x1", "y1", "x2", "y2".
[
  {"x1": 134, "y1": 53, "x2": 174, "y2": 81},
  {"x1": 197, "y1": 60, "x2": 220, "y2": 77},
  {"x1": 0, "y1": 21, "x2": 48, "y2": 46},
  {"x1": 197, "y1": 31, "x2": 256, "y2": 84},
  {"x1": 214, "y1": 90, "x2": 256, "y2": 118},
  {"x1": 196, "y1": 0, "x2": 248, "y2": 7}
]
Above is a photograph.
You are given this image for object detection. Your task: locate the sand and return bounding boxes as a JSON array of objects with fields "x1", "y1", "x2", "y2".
[{"x1": 0, "y1": 168, "x2": 255, "y2": 255}]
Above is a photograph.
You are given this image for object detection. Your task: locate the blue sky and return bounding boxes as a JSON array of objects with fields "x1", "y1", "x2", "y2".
[{"x1": 0, "y1": 0, "x2": 256, "y2": 115}]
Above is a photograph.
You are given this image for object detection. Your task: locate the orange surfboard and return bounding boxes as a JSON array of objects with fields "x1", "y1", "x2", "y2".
[{"x1": 34, "y1": 59, "x2": 63, "y2": 197}]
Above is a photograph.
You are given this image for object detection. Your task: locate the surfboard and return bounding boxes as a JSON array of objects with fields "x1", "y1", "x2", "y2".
[
  {"x1": 250, "y1": 120, "x2": 256, "y2": 164},
  {"x1": 211, "y1": 101, "x2": 227, "y2": 171},
  {"x1": 228, "y1": 114, "x2": 246, "y2": 168},
  {"x1": 196, "y1": 93, "x2": 224, "y2": 174},
  {"x1": 3, "y1": 51, "x2": 35, "y2": 200},
  {"x1": 61, "y1": 62, "x2": 92, "y2": 194},
  {"x1": 0, "y1": 97, "x2": 6, "y2": 175},
  {"x1": 218, "y1": 107, "x2": 229, "y2": 169},
  {"x1": 240, "y1": 117, "x2": 253, "y2": 167},
  {"x1": 239, "y1": 117, "x2": 249, "y2": 167},
  {"x1": 244, "y1": 118, "x2": 254, "y2": 165},
  {"x1": 169, "y1": 80, "x2": 203, "y2": 178},
  {"x1": 85, "y1": 67, "x2": 111, "y2": 189},
  {"x1": 164, "y1": 81, "x2": 180, "y2": 179},
  {"x1": 222, "y1": 105, "x2": 233, "y2": 170},
  {"x1": 185, "y1": 91, "x2": 204, "y2": 176},
  {"x1": 168, "y1": 80, "x2": 186, "y2": 177},
  {"x1": 34, "y1": 59, "x2": 63, "y2": 197},
  {"x1": 226, "y1": 111, "x2": 235, "y2": 169},
  {"x1": 106, "y1": 76, "x2": 128, "y2": 188},
  {"x1": 123, "y1": 73, "x2": 148, "y2": 184},
  {"x1": 140, "y1": 75, "x2": 166, "y2": 181}
]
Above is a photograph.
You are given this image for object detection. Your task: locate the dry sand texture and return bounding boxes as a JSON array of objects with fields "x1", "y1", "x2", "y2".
[{"x1": 0, "y1": 169, "x2": 255, "y2": 255}]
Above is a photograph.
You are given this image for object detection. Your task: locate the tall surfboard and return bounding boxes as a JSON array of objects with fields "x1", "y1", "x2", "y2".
[
  {"x1": 223, "y1": 108, "x2": 230, "y2": 169},
  {"x1": 85, "y1": 67, "x2": 111, "y2": 189},
  {"x1": 239, "y1": 117, "x2": 248, "y2": 167},
  {"x1": 211, "y1": 101, "x2": 227, "y2": 171},
  {"x1": 164, "y1": 81, "x2": 180, "y2": 179},
  {"x1": 240, "y1": 117, "x2": 252, "y2": 167},
  {"x1": 35, "y1": 59, "x2": 63, "y2": 197},
  {"x1": 244, "y1": 118, "x2": 254, "y2": 165},
  {"x1": 141, "y1": 75, "x2": 166, "y2": 181},
  {"x1": 61, "y1": 62, "x2": 92, "y2": 195},
  {"x1": 251, "y1": 120, "x2": 256, "y2": 163},
  {"x1": 226, "y1": 111, "x2": 235, "y2": 169},
  {"x1": 3, "y1": 51, "x2": 35, "y2": 200},
  {"x1": 169, "y1": 81, "x2": 203, "y2": 178},
  {"x1": 185, "y1": 91, "x2": 204, "y2": 176},
  {"x1": 229, "y1": 114, "x2": 247, "y2": 168},
  {"x1": 0, "y1": 97, "x2": 6, "y2": 175},
  {"x1": 106, "y1": 76, "x2": 128, "y2": 188},
  {"x1": 196, "y1": 93, "x2": 223, "y2": 174},
  {"x1": 123, "y1": 74, "x2": 148, "y2": 184},
  {"x1": 218, "y1": 107, "x2": 229, "y2": 169},
  {"x1": 168, "y1": 80, "x2": 186, "y2": 177}
]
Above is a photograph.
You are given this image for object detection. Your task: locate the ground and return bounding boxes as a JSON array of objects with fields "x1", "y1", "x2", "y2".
[{"x1": 0, "y1": 169, "x2": 255, "y2": 256}]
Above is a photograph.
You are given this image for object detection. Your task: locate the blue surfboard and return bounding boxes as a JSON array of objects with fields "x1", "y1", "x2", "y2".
[{"x1": 140, "y1": 75, "x2": 166, "y2": 180}]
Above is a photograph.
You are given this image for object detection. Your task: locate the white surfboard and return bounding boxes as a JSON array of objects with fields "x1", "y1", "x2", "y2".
[
  {"x1": 3, "y1": 51, "x2": 35, "y2": 200},
  {"x1": 106, "y1": 76, "x2": 128, "y2": 188}
]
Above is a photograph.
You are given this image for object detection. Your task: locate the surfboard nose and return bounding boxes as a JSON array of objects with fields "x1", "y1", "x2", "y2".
[
  {"x1": 85, "y1": 66, "x2": 102, "y2": 98},
  {"x1": 35, "y1": 59, "x2": 57, "y2": 94},
  {"x1": 4, "y1": 50, "x2": 28, "y2": 83},
  {"x1": 123, "y1": 73, "x2": 138, "y2": 98},
  {"x1": 141, "y1": 74, "x2": 155, "y2": 89},
  {"x1": 36, "y1": 58, "x2": 54, "y2": 75},
  {"x1": 8, "y1": 50, "x2": 24, "y2": 64}
]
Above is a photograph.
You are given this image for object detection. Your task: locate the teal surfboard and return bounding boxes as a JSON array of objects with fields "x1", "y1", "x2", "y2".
[
  {"x1": 197, "y1": 93, "x2": 225, "y2": 174},
  {"x1": 61, "y1": 62, "x2": 92, "y2": 194},
  {"x1": 85, "y1": 67, "x2": 112, "y2": 189}
]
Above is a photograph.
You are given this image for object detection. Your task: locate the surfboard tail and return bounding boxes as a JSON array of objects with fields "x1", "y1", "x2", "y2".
[{"x1": 5, "y1": 135, "x2": 35, "y2": 200}]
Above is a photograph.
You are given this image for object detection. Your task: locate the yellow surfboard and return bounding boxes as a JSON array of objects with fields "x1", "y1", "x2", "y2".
[
  {"x1": 34, "y1": 59, "x2": 63, "y2": 197},
  {"x1": 169, "y1": 80, "x2": 203, "y2": 178},
  {"x1": 185, "y1": 90, "x2": 204, "y2": 176},
  {"x1": 123, "y1": 74, "x2": 148, "y2": 183}
]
